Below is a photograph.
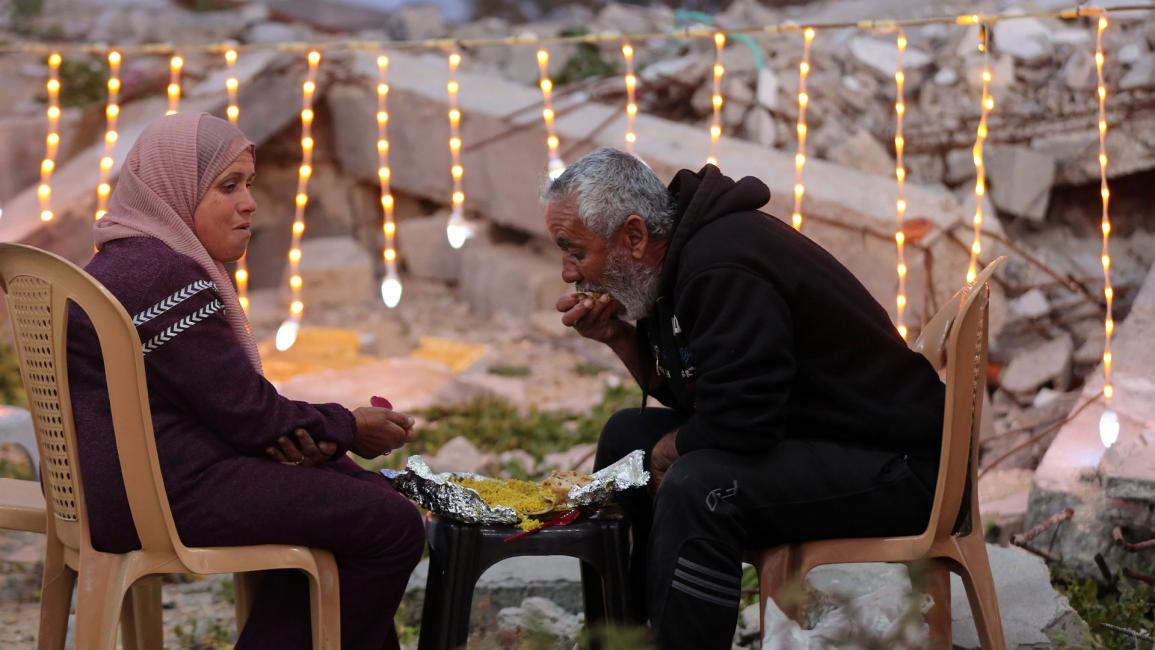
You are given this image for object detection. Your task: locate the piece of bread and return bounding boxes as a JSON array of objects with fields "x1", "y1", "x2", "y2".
[{"x1": 543, "y1": 470, "x2": 594, "y2": 501}]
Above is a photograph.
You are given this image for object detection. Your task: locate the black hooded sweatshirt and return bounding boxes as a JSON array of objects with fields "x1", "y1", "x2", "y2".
[{"x1": 640, "y1": 165, "x2": 945, "y2": 459}]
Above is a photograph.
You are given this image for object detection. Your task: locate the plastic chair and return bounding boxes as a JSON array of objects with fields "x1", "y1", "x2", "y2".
[
  {"x1": 752, "y1": 257, "x2": 1007, "y2": 650},
  {"x1": 417, "y1": 514, "x2": 632, "y2": 650},
  {"x1": 0, "y1": 242, "x2": 340, "y2": 650}
]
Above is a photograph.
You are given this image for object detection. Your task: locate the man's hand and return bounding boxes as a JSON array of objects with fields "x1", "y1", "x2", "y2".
[
  {"x1": 265, "y1": 428, "x2": 337, "y2": 467},
  {"x1": 648, "y1": 431, "x2": 679, "y2": 494},
  {"x1": 557, "y1": 293, "x2": 628, "y2": 345},
  {"x1": 350, "y1": 406, "x2": 415, "y2": 459}
]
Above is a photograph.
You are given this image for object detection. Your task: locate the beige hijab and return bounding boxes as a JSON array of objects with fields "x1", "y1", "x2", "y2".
[{"x1": 94, "y1": 112, "x2": 263, "y2": 373}]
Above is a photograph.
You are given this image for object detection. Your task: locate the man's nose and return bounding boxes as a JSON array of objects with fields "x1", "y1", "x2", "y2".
[{"x1": 561, "y1": 259, "x2": 580, "y2": 284}]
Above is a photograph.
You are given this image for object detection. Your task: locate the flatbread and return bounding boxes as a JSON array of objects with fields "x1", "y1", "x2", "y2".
[{"x1": 543, "y1": 469, "x2": 594, "y2": 501}]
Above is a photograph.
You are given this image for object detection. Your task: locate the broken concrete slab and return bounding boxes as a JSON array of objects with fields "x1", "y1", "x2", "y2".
[
  {"x1": 293, "y1": 236, "x2": 376, "y2": 309},
  {"x1": 1000, "y1": 333, "x2": 1074, "y2": 395},
  {"x1": 459, "y1": 242, "x2": 569, "y2": 319},
  {"x1": 987, "y1": 146, "x2": 1056, "y2": 221},
  {"x1": 1028, "y1": 262, "x2": 1155, "y2": 577},
  {"x1": 827, "y1": 128, "x2": 894, "y2": 178},
  {"x1": 765, "y1": 544, "x2": 1091, "y2": 649},
  {"x1": 396, "y1": 211, "x2": 463, "y2": 283},
  {"x1": 849, "y1": 36, "x2": 932, "y2": 80},
  {"x1": 1008, "y1": 288, "x2": 1050, "y2": 321}
]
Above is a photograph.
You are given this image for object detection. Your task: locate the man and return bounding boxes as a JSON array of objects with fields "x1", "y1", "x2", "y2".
[{"x1": 545, "y1": 149, "x2": 945, "y2": 649}]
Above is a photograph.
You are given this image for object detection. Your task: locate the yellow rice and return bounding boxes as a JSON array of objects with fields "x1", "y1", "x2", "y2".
[{"x1": 452, "y1": 477, "x2": 555, "y2": 529}]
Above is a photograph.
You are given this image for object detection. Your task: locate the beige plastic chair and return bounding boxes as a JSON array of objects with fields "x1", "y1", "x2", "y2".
[
  {"x1": 0, "y1": 242, "x2": 340, "y2": 650},
  {"x1": 753, "y1": 257, "x2": 1007, "y2": 650}
]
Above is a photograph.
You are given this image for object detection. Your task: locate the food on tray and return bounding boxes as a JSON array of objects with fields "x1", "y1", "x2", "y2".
[{"x1": 451, "y1": 477, "x2": 557, "y2": 530}]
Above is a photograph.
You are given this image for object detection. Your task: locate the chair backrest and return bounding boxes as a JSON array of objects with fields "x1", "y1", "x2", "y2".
[
  {"x1": 915, "y1": 258, "x2": 1003, "y2": 544},
  {"x1": 0, "y1": 243, "x2": 180, "y2": 556}
]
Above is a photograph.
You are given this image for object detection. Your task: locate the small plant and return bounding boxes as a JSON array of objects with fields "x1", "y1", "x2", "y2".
[
  {"x1": 1052, "y1": 564, "x2": 1154, "y2": 650},
  {"x1": 573, "y1": 362, "x2": 604, "y2": 377},
  {"x1": 54, "y1": 57, "x2": 109, "y2": 109},
  {"x1": 171, "y1": 616, "x2": 235, "y2": 650},
  {"x1": 0, "y1": 332, "x2": 27, "y2": 408},
  {"x1": 555, "y1": 29, "x2": 618, "y2": 86},
  {"x1": 488, "y1": 365, "x2": 532, "y2": 378}
]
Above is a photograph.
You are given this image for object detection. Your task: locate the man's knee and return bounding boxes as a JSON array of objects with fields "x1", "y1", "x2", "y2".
[
  {"x1": 655, "y1": 453, "x2": 737, "y2": 517},
  {"x1": 596, "y1": 408, "x2": 648, "y2": 470}
]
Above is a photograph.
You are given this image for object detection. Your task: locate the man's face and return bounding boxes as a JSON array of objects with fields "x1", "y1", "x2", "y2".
[{"x1": 545, "y1": 198, "x2": 662, "y2": 320}]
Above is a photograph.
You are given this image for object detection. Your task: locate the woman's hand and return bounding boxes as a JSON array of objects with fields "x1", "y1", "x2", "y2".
[
  {"x1": 557, "y1": 293, "x2": 628, "y2": 345},
  {"x1": 350, "y1": 406, "x2": 415, "y2": 458},
  {"x1": 266, "y1": 428, "x2": 337, "y2": 467}
]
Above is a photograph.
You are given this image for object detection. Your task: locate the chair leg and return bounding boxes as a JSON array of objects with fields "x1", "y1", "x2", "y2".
[
  {"x1": 233, "y1": 572, "x2": 262, "y2": 637},
  {"x1": 305, "y1": 552, "x2": 341, "y2": 650},
  {"x1": 37, "y1": 535, "x2": 75, "y2": 650},
  {"x1": 73, "y1": 552, "x2": 129, "y2": 650},
  {"x1": 955, "y1": 535, "x2": 1007, "y2": 650},
  {"x1": 119, "y1": 577, "x2": 163, "y2": 650},
  {"x1": 916, "y1": 560, "x2": 953, "y2": 650},
  {"x1": 756, "y1": 547, "x2": 804, "y2": 634}
]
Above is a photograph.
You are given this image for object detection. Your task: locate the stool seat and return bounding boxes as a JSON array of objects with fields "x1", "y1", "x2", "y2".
[{"x1": 418, "y1": 512, "x2": 632, "y2": 650}]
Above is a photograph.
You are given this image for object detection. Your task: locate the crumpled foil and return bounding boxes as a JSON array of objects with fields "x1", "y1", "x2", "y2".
[{"x1": 382, "y1": 449, "x2": 649, "y2": 525}]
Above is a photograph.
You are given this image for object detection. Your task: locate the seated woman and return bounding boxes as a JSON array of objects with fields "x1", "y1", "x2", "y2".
[{"x1": 67, "y1": 111, "x2": 424, "y2": 649}]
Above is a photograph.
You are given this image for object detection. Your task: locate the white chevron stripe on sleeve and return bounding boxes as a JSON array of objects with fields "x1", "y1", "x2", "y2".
[
  {"x1": 132, "y1": 280, "x2": 215, "y2": 326},
  {"x1": 141, "y1": 299, "x2": 224, "y2": 355}
]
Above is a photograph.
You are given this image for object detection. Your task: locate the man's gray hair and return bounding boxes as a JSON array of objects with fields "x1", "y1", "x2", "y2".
[{"x1": 543, "y1": 148, "x2": 676, "y2": 240}]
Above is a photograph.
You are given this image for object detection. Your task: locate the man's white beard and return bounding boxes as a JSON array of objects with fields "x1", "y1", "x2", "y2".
[{"x1": 577, "y1": 248, "x2": 661, "y2": 321}]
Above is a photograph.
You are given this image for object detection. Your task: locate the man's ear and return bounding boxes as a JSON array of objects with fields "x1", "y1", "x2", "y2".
[{"x1": 621, "y1": 214, "x2": 649, "y2": 259}]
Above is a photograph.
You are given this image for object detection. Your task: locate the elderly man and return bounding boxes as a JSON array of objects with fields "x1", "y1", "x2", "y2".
[{"x1": 545, "y1": 149, "x2": 946, "y2": 648}]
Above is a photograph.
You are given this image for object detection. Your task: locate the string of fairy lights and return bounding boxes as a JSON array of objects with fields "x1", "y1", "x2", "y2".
[
  {"x1": 94, "y1": 50, "x2": 121, "y2": 222},
  {"x1": 224, "y1": 48, "x2": 250, "y2": 315},
  {"x1": 967, "y1": 17, "x2": 995, "y2": 287},
  {"x1": 37, "y1": 52, "x2": 61, "y2": 223},
  {"x1": 444, "y1": 49, "x2": 473, "y2": 250},
  {"x1": 167, "y1": 53, "x2": 183, "y2": 115},
  {"x1": 17, "y1": 7, "x2": 1146, "y2": 442},
  {"x1": 623, "y1": 42, "x2": 638, "y2": 153},
  {"x1": 536, "y1": 48, "x2": 565, "y2": 180},
  {"x1": 893, "y1": 30, "x2": 909, "y2": 341},
  {"x1": 377, "y1": 54, "x2": 403, "y2": 309},
  {"x1": 273, "y1": 49, "x2": 321, "y2": 352},
  {"x1": 1094, "y1": 16, "x2": 1119, "y2": 449},
  {"x1": 791, "y1": 27, "x2": 815, "y2": 232},
  {"x1": 706, "y1": 32, "x2": 726, "y2": 166}
]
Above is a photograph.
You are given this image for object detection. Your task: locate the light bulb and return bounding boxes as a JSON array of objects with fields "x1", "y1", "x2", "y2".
[
  {"x1": 381, "y1": 271, "x2": 403, "y2": 308},
  {"x1": 547, "y1": 158, "x2": 566, "y2": 180},
  {"x1": 446, "y1": 216, "x2": 473, "y2": 249},
  {"x1": 275, "y1": 319, "x2": 300, "y2": 352},
  {"x1": 1099, "y1": 409, "x2": 1119, "y2": 448}
]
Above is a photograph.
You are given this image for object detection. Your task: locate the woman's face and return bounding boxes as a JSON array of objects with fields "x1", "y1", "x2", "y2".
[{"x1": 193, "y1": 149, "x2": 256, "y2": 263}]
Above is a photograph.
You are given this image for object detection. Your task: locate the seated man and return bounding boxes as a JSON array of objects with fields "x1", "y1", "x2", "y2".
[{"x1": 545, "y1": 149, "x2": 945, "y2": 649}]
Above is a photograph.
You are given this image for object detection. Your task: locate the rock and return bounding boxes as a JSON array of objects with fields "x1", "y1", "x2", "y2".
[
  {"x1": 934, "y1": 67, "x2": 958, "y2": 86},
  {"x1": 594, "y1": 3, "x2": 674, "y2": 34},
  {"x1": 541, "y1": 443, "x2": 597, "y2": 474},
  {"x1": 390, "y1": 4, "x2": 445, "y2": 40},
  {"x1": 1117, "y1": 42, "x2": 1147, "y2": 65},
  {"x1": 1121, "y1": 57, "x2": 1155, "y2": 90},
  {"x1": 1049, "y1": 29, "x2": 1091, "y2": 47},
  {"x1": 1008, "y1": 288, "x2": 1050, "y2": 321},
  {"x1": 756, "y1": 67, "x2": 779, "y2": 110},
  {"x1": 497, "y1": 597, "x2": 582, "y2": 643},
  {"x1": 246, "y1": 21, "x2": 309, "y2": 44},
  {"x1": 0, "y1": 112, "x2": 80, "y2": 205},
  {"x1": 293, "y1": 237, "x2": 375, "y2": 309},
  {"x1": 765, "y1": 546, "x2": 1091, "y2": 649},
  {"x1": 993, "y1": 15, "x2": 1054, "y2": 64},
  {"x1": 945, "y1": 148, "x2": 977, "y2": 186},
  {"x1": 425, "y1": 436, "x2": 489, "y2": 474},
  {"x1": 1061, "y1": 49, "x2": 1097, "y2": 91},
  {"x1": 396, "y1": 212, "x2": 464, "y2": 283},
  {"x1": 639, "y1": 54, "x2": 707, "y2": 86},
  {"x1": 827, "y1": 128, "x2": 893, "y2": 178},
  {"x1": 849, "y1": 36, "x2": 932, "y2": 80},
  {"x1": 0, "y1": 406, "x2": 37, "y2": 479},
  {"x1": 743, "y1": 106, "x2": 777, "y2": 148},
  {"x1": 1033, "y1": 387, "x2": 1063, "y2": 408},
  {"x1": 460, "y1": 243, "x2": 570, "y2": 319},
  {"x1": 495, "y1": 450, "x2": 536, "y2": 476},
  {"x1": 986, "y1": 146, "x2": 1056, "y2": 221},
  {"x1": 721, "y1": 77, "x2": 753, "y2": 128},
  {"x1": 405, "y1": 555, "x2": 585, "y2": 619},
  {"x1": 978, "y1": 468, "x2": 1034, "y2": 533},
  {"x1": 1072, "y1": 328, "x2": 1105, "y2": 366},
  {"x1": 1000, "y1": 333, "x2": 1074, "y2": 395}
]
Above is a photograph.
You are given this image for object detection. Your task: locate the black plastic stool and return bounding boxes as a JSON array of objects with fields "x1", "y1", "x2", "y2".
[{"x1": 417, "y1": 513, "x2": 632, "y2": 650}]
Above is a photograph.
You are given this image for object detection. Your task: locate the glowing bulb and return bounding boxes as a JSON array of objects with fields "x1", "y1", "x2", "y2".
[
  {"x1": 446, "y1": 216, "x2": 473, "y2": 249},
  {"x1": 1099, "y1": 409, "x2": 1119, "y2": 447},
  {"x1": 381, "y1": 271, "x2": 403, "y2": 308},
  {"x1": 275, "y1": 319, "x2": 300, "y2": 352}
]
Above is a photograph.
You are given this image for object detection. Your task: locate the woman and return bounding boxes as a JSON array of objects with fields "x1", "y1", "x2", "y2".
[{"x1": 66, "y1": 112, "x2": 424, "y2": 649}]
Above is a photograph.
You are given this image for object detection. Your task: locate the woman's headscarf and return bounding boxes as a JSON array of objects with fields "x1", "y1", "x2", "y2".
[{"x1": 93, "y1": 112, "x2": 263, "y2": 373}]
